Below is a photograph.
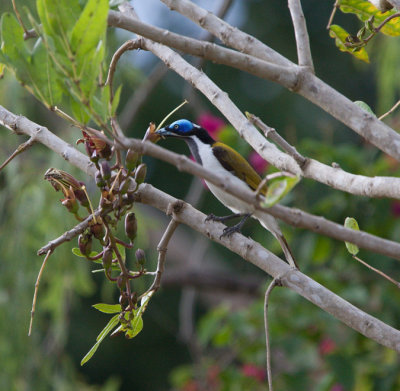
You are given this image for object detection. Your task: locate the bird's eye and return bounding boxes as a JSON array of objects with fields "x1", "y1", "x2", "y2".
[{"x1": 174, "y1": 124, "x2": 179, "y2": 129}]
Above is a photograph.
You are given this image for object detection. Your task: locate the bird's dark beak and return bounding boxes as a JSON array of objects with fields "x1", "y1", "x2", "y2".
[{"x1": 155, "y1": 127, "x2": 175, "y2": 139}]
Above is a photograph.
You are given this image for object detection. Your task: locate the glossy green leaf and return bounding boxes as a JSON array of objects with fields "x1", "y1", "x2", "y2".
[
  {"x1": 354, "y1": 100, "x2": 375, "y2": 116},
  {"x1": 125, "y1": 310, "x2": 144, "y2": 339},
  {"x1": 93, "y1": 303, "x2": 122, "y2": 314},
  {"x1": 261, "y1": 176, "x2": 300, "y2": 208},
  {"x1": 329, "y1": 24, "x2": 369, "y2": 63},
  {"x1": 81, "y1": 314, "x2": 119, "y2": 365},
  {"x1": 344, "y1": 217, "x2": 360, "y2": 255},
  {"x1": 340, "y1": 0, "x2": 400, "y2": 36}
]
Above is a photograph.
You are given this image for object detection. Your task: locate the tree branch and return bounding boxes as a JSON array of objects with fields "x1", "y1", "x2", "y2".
[
  {"x1": 135, "y1": 183, "x2": 400, "y2": 353},
  {"x1": 2, "y1": 103, "x2": 400, "y2": 352},
  {"x1": 126, "y1": 3, "x2": 400, "y2": 161},
  {"x1": 288, "y1": 0, "x2": 314, "y2": 72}
]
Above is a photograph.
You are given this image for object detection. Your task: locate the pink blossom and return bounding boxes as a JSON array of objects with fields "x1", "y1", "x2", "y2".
[
  {"x1": 197, "y1": 113, "x2": 225, "y2": 137},
  {"x1": 318, "y1": 337, "x2": 336, "y2": 356},
  {"x1": 391, "y1": 201, "x2": 400, "y2": 217},
  {"x1": 249, "y1": 151, "x2": 269, "y2": 174},
  {"x1": 330, "y1": 384, "x2": 345, "y2": 391},
  {"x1": 241, "y1": 363, "x2": 266, "y2": 382}
]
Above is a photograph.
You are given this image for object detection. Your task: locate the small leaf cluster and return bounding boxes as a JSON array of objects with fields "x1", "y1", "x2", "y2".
[
  {"x1": 329, "y1": 0, "x2": 400, "y2": 63},
  {"x1": 0, "y1": 0, "x2": 118, "y2": 125}
]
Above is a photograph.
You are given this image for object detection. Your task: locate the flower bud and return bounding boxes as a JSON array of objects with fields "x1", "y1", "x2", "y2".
[
  {"x1": 117, "y1": 273, "x2": 127, "y2": 290},
  {"x1": 61, "y1": 196, "x2": 79, "y2": 214},
  {"x1": 134, "y1": 163, "x2": 147, "y2": 185},
  {"x1": 100, "y1": 161, "x2": 111, "y2": 181},
  {"x1": 125, "y1": 212, "x2": 137, "y2": 242},
  {"x1": 78, "y1": 233, "x2": 92, "y2": 256},
  {"x1": 118, "y1": 178, "x2": 134, "y2": 195},
  {"x1": 142, "y1": 122, "x2": 160, "y2": 143},
  {"x1": 73, "y1": 183, "x2": 90, "y2": 208},
  {"x1": 90, "y1": 222, "x2": 104, "y2": 240},
  {"x1": 102, "y1": 247, "x2": 113, "y2": 270},
  {"x1": 125, "y1": 148, "x2": 140, "y2": 172},
  {"x1": 135, "y1": 248, "x2": 146, "y2": 266},
  {"x1": 95, "y1": 171, "x2": 106, "y2": 188}
]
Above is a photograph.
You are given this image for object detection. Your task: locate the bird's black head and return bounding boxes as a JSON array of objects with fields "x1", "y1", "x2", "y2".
[{"x1": 156, "y1": 119, "x2": 215, "y2": 144}]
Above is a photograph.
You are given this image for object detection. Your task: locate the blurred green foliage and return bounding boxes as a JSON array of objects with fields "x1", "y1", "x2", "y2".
[{"x1": 0, "y1": 0, "x2": 400, "y2": 390}]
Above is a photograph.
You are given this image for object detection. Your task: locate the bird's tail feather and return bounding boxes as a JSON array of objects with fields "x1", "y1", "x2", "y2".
[{"x1": 255, "y1": 211, "x2": 298, "y2": 269}]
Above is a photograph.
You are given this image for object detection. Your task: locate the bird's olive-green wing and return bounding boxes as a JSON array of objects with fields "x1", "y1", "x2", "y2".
[{"x1": 212, "y1": 142, "x2": 266, "y2": 194}]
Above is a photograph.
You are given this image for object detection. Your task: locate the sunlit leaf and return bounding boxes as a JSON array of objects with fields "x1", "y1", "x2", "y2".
[
  {"x1": 111, "y1": 84, "x2": 123, "y2": 116},
  {"x1": 93, "y1": 303, "x2": 122, "y2": 314},
  {"x1": 261, "y1": 176, "x2": 300, "y2": 208},
  {"x1": 329, "y1": 24, "x2": 369, "y2": 63},
  {"x1": 340, "y1": 0, "x2": 400, "y2": 36},
  {"x1": 344, "y1": 217, "x2": 360, "y2": 255},
  {"x1": 81, "y1": 314, "x2": 119, "y2": 365}
]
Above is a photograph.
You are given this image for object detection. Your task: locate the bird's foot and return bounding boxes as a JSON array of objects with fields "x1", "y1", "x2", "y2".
[
  {"x1": 220, "y1": 214, "x2": 251, "y2": 239},
  {"x1": 205, "y1": 212, "x2": 245, "y2": 223}
]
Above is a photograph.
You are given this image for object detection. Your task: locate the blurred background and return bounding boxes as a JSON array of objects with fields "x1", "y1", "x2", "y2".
[{"x1": 1, "y1": 0, "x2": 400, "y2": 390}]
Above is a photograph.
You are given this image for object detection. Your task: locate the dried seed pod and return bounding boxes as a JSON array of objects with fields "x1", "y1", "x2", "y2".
[{"x1": 125, "y1": 212, "x2": 137, "y2": 242}]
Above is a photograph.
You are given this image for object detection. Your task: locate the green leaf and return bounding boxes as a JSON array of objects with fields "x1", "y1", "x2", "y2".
[
  {"x1": 344, "y1": 217, "x2": 360, "y2": 255},
  {"x1": 93, "y1": 303, "x2": 122, "y2": 314},
  {"x1": 30, "y1": 39, "x2": 63, "y2": 106},
  {"x1": 261, "y1": 176, "x2": 300, "y2": 208},
  {"x1": 70, "y1": 0, "x2": 109, "y2": 58},
  {"x1": 125, "y1": 310, "x2": 144, "y2": 339},
  {"x1": 70, "y1": 96, "x2": 91, "y2": 124},
  {"x1": 111, "y1": 84, "x2": 123, "y2": 116},
  {"x1": 115, "y1": 242, "x2": 126, "y2": 262},
  {"x1": 0, "y1": 13, "x2": 31, "y2": 84},
  {"x1": 354, "y1": 100, "x2": 375, "y2": 116},
  {"x1": 37, "y1": 0, "x2": 81, "y2": 55},
  {"x1": 340, "y1": 0, "x2": 400, "y2": 36},
  {"x1": 72, "y1": 247, "x2": 99, "y2": 259},
  {"x1": 81, "y1": 314, "x2": 119, "y2": 365},
  {"x1": 329, "y1": 24, "x2": 369, "y2": 63}
]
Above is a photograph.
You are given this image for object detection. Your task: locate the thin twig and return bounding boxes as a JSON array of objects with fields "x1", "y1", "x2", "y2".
[
  {"x1": 264, "y1": 277, "x2": 282, "y2": 391},
  {"x1": 247, "y1": 112, "x2": 308, "y2": 168},
  {"x1": 379, "y1": 99, "x2": 400, "y2": 120},
  {"x1": 105, "y1": 38, "x2": 144, "y2": 100},
  {"x1": 148, "y1": 217, "x2": 180, "y2": 293},
  {"x1": 37, "y1": 210, "x2": 103, "y2": 255},
  {"x1": 0, "y1": 136, "x2": 36, "y2": 172},
  {"x1": 12, "y1": 0, "x2": 30, "y2": 37},
  {"x1": 353, "y1": 255, "x2": 400, "y2": 288},
  {"x1": 288, "y1": 0, "x2": 314, "y2": 72},
  {"x1": 28, "y1": 250, "x2": 53, "y2": 336},
  {"x1": 326, "y1": 0, "x2": 340, "y2": 30}
]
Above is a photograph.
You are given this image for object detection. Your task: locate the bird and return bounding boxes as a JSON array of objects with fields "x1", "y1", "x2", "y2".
[{"x1": 155, "y1": 119, "x2": 297, "y2": 268}]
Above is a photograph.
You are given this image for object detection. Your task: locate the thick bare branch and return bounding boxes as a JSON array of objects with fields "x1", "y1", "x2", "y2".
[
  {"x1": 135, "y1": 183, "x2": 400, "y2": 353},
  {"x1": 107, "y1": 10, "x2": 299, "y2": 90},
  {"x1": 288, "y1": 0, "x2": 314, "y2": 72},
  {"x1": 2, "y1": 104, "x2": 399, "y2": 260},
  {"x1": 159, "y1": 0, "x2": 293, "y2": 67},
  {"x1": 123, "y1": 137, "x2": 400, "y2": 260},
  {"x1": 113, "y1": 34, "x2": 400, "y2": 200},
  {"x1": 3, "y1": 102, "x2": 400, "y2": 351},
  {"x1": 141, "y1": 2, "x2": 400, "y2": 161},
  {"x1": 0, "y1": 105, "x2": 96, "y2": 177}
]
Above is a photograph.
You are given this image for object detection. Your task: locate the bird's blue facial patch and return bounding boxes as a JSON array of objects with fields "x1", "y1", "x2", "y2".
[{"x1": 168, "y1": 119, "x2": 194, "y2": 134}]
